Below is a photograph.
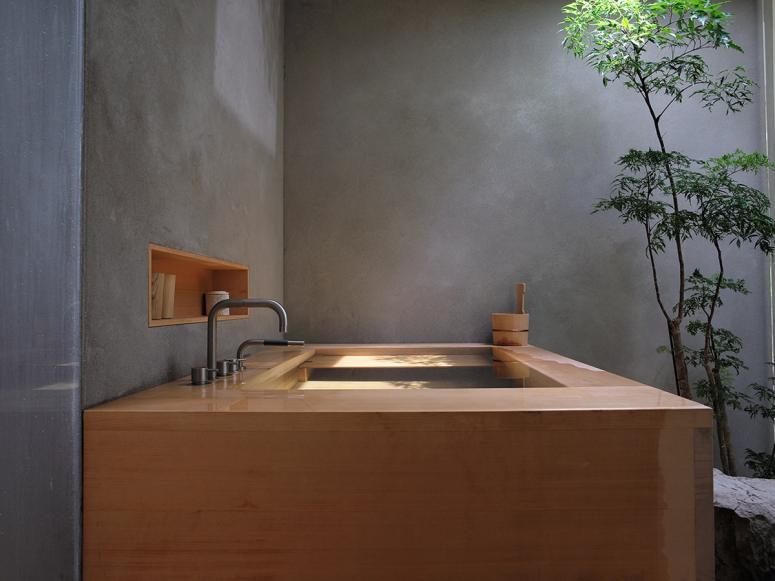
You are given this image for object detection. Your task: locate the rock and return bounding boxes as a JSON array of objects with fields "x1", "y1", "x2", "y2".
[{"x1": 714, "y1": 468, "x2": 775, "y2": 580}]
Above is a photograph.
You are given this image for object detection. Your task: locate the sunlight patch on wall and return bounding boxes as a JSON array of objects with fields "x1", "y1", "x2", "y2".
[{"x1": 214, "y1": 0, "x2": 280, "y2": 155}]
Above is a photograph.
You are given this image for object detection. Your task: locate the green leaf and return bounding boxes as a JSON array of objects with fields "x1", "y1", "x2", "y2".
[{"x1": 561, "y1": 0, "x2": 754, "y2": 116}]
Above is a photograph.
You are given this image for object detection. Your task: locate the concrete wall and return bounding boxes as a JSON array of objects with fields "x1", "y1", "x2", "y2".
[
  {"x1": 0, "y1": 1, "x2": 83, "y2": 578},
  {"x1": 284, "y1": 0, "x2": 772, "y2": 469},
  {"x1": 83, "y1": 0, "x2": 284, "y2": 407}
]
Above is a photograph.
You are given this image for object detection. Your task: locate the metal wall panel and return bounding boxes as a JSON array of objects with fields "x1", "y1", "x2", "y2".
[{"x1": 0, "y1": 1, "x2": 83, "y2": 579}]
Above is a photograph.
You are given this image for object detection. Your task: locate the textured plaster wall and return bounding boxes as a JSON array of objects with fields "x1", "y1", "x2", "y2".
[
  {"x1": 83, "y1": 0, "x2": 284, "y2": 407},
  {"x1": 284, "y1": 0, "x2": 772, "y2": 467}
]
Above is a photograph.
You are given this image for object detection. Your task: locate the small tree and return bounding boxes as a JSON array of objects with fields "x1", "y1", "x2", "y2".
[{"x1": 562, "y1": 0, "x2": 775, "y2": 475}]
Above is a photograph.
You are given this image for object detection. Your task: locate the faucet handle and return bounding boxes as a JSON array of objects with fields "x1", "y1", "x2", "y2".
[
  {"x1": 216, "y1": 360, "x2": 235, "y2": 377},
  {"x1": 263, "y1": 339, "x2": 305, "y2": 347},
  {"x1": 191, "y1": 367, "x2": 213, "y2": 385},
  {"x1": 227, "y1": 358, "x2": 245, "y2": 373}
]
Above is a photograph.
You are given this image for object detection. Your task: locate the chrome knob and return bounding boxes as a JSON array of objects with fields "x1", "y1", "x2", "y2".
[
  {"x1": 191, "y1": 367, "x2": 212, "y2": 385},
  {"x1": 216, "y1": 360, "x2": 233, "y2": 376}
]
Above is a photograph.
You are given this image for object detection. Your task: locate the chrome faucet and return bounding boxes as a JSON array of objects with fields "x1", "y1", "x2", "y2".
[{"x1": 190, "y1": 298, "x2": 289, "y2": 385}]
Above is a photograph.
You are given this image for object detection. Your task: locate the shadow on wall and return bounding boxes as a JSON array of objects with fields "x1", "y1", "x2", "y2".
[{"x1": 83, "y1": 0, "x2": 284, "y2": 408}]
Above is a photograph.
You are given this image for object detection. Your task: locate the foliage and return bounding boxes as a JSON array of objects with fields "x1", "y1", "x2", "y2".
[
  {"x1": 744, "y1": 447, "x2": 775, "y2": 479},
  {"x1": 745, "y1": 378, "x2": 775, "y2": 420},
  {"x1": 596, "y1": 150, "x2": 774, "y2": 256},
  {"x1": 562, "y1": 0, "x2": 753, "y2": 112},
  {"x1": 687, "y1": 153, "x2": 775, "y2": 250},
  {"x1": 563, "y1": 0, "x2": 775, "y2": 476},
  {"x1": 743, "y1": 376, "x2": 775, "y2": 478},
  {"x1": 683, "y1": 271, "x2": 747, "y2": 407}
]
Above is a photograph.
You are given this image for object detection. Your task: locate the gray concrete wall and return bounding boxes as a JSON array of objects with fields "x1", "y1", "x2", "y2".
[
  {"x1": 284, "y1": 0, "x2": 772, "y2": 469},
  {"x1": 0, "y1": 1, "x2": 83, "y2": 578},
  {"x1": 83, "y1": 0, "x2": 284, "y2": 407}
]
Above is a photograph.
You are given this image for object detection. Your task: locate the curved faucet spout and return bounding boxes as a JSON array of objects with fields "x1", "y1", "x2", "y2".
[
  {"x1": 237, "y1": 338, "x2": 305, "y2": 362},
  {"x1": 207, "y1": 298, "x2": 288, "y2": 372},
  {"x1": 208, "y1": 298, "x2": 287, "y2": 332}
]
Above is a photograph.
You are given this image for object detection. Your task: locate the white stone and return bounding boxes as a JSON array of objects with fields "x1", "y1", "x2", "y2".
[{"x1": 714, "y1": 469, "x2": 775, "y2": 580}]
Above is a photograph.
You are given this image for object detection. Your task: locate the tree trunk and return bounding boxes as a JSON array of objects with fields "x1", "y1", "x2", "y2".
[
  {"x1": 714, "y1": 397, "x2": 737, "y2": 476},
  {"x1": 708, "y1": 366, "x2": 737, "y2": 476},
  {"x1": 669, "y1": 321, "x2": 692, "y2": 400},
  {"x1": 704, "y1": 361, "x2": 736, "y2": 475}
]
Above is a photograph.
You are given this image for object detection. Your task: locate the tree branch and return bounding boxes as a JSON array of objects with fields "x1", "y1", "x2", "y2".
[
  {"x1": 636, "y1": 68, "x2": 687, "y2": 320},
  {"x1": 644, "y1": 180, "x2": 671, "y2": 321}
]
